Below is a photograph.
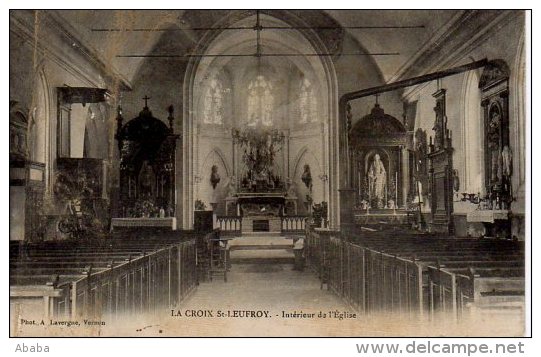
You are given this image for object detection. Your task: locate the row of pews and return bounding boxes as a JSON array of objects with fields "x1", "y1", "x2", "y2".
[
  {"x1": 10, "y1": 230, "x2": 198, "y2": 322},
  {"x1": 304, "y1": 226, "x2": 525, "y2": 320}
]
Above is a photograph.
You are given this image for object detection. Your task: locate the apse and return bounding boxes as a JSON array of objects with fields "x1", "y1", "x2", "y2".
[{"x1": 187, "y1": 13, "x2": 332, "y2": 222}]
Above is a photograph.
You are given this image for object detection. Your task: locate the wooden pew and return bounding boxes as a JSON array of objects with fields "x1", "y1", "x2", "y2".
[
  {"x1": 10, "y1": 237, "x2": 198, "y2": 321},
  {"x1": 304, "y1": 226, "x2": 524, "y2": 320}
]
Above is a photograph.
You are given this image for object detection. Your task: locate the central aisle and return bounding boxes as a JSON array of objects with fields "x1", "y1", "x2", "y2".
[
  {"x1": 100, "y1": 258, "x2": 520, "y2": 337},
  {"x1": 165, "y1": 263, "x2": 357, "y2": 336}
]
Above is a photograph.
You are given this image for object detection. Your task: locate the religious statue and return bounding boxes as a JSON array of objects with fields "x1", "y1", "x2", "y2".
[
  {"x1": 226, "y1": 176, "x2": 237, "y2": 197},
  {"x1": 487, "y1": 108, "x2": 501, "y2": 183},
  {"x1": 210, "y1": 165, "x2": 221, "y2": 189},
  {"x1": 453, "y1": 169, "x2": 460, "y2": 192},
  {"x1": 502, "y1": 145, "x2": 512, "y2": 179},
  {"x1": 286, "y1": 178, "x2": 297, "y2": 197},
  {"x1": 301, "y1": 164, "x2": 313, "y2": 190},
  {"x1": 139, "y1": 160, "x2": 155, "y2": 198},
  {"x1": 433, "y1": 101, "x2": 444, "y2": 151},
  {"x1": 368, "y1": 154, "x2": 387, "y2": 208}
]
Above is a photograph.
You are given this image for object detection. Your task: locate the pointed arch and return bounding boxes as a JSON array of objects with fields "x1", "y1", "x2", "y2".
[
  {"x1": 31, "y1": 68, "x2": 52, "y2": 191},
  {"x1": 183, "y1": 11, "x2": 339, "y2": 228},
  {"x1": 292, "y1": 146, "x2": 322, "y2": 179},
  {"x1": 201, "y1": 147, "x2": 231, "y2": 178}
]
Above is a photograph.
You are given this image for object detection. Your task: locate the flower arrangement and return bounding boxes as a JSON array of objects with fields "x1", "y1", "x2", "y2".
[
  {"x1": 194, "y1": 199, "x2": 207, "y2": 211},
  {"x1": 133, "y1": 199, "x2": 157, "y2": 217}
]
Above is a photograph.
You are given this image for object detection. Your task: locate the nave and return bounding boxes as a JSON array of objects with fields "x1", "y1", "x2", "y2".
[
  {"x1": 9, "y1": 10, "x2": 528, "y2": 337},
  {"x1": 10, "y1": 225, "x2": 524, "y2": 337}
]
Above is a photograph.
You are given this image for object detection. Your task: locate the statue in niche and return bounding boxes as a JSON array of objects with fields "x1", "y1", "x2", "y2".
[
  {"x1": 368, "y1": 154, "x2": 387, "y2": 208},
  {"x1": 502, "y1": 145, "x2": 512, "y2": 179},
  {"x1": 286, "y1": 178, "x2": 297, "y2": 197},
  {"x1": 433, "y1": 101, "x2": 444, "y2": 151},
  {"x1": 210, "y1": 165, "x2": 221, "y2": 190},
  {"x1": 453, "y1": 169, "x2": 460, "y2": 193},
  {"x1": 487, "y1": 106, "x2": 502, "y2": 183},
  {"x1": 139, "y1": 160, "x2": 155, "y2": 199},
  {"x1": 301, "y1": 165, "x2": 313, "y2": 190},
  {"x1": 226, "y1": 176, "x2": 237, "y2": 197}
]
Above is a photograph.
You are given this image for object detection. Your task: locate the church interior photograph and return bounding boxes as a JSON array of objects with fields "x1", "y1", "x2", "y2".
[{"x1": 9, "y1": 9, "x2": 528, "y2": 337}]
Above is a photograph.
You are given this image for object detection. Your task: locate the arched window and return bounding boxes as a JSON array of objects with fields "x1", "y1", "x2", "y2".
[
  {"x1": 247, "y1": 75, "x2": 274, "y2": 126},
  {"x1": 203, "y1": 77, "x2": 224, "y2": 125},
  {"x1": 463, "y1": 70, "x2": 483, "y2": 194},
  {"x1": 299, "y1": 78, "x2": 318, "y2": 124}
]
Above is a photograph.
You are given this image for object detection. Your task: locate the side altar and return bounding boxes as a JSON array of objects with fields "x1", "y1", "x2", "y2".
[{"x1": 111, "y1": 98, "x2": 179, "y2": 231}]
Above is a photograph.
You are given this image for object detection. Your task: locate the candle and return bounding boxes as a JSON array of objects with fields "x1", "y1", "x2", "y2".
[
  {"x1": 368, "y1": 177, "x2": 371, "y2": 203},
  {"x1": 385, "y1": 183, "x2": 388, "y2": 208},
  {"x1": 395, "y1": 171, "x2": 398, "y2": 204}
]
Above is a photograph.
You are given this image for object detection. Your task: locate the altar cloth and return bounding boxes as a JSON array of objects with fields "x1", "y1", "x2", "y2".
[
  {"x1": 111, "y1": 217, "x2": 177, "y2": 230},
  {"x1": 466, "y1": 210, "x2": 509, "y2": 223}
]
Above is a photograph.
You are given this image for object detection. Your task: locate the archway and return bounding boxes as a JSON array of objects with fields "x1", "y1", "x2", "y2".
[
  {"x1": 461, "y1": 68, "x2": 483, "y2": 194},
  {"x1": 182, "y1": 11, "x2": 338, "y2": 229}
]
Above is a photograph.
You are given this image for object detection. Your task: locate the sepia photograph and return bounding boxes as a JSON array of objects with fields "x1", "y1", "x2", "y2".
[{"x1": 8, "y1": 8, "x2": 529, "y2": 338}]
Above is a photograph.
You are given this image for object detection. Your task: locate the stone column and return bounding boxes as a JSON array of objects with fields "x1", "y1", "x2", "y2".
[
  {"x1": 339, "y1": 188, "x2": 356, "y2": 234},
  {"x1": 285, "y1": 129, "x2": 290, "y2": 178},
  {"x1": 401, "y1": 147, "x2": 409, "y2": 208}
]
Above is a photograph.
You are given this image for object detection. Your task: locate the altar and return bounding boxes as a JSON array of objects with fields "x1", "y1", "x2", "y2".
[
  {"x1": 236, "y1": 193, "x2": 284, "y2": 233},
  {"x1": 226, "y1": 192, "x2": 297, "y2": 214},
  {"x1": 111, "y1": 217, "x2": 177, "y2": 230},
  {"x1": 112, "y1": 99, "x2": 179, "y2": 228},
  {"x1": 466, "y1": 209, "x2": 511, "y2": 238},
  {"x1": 220, "y1": 124, "x2": 300, "y2": 234}
]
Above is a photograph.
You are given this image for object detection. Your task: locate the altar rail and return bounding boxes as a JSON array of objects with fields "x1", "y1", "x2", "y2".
[
  {"x1": 10, "y1": 239, "x2": 197, "y2": 321},
  {"x1": 281, "y1": 216, "x2": 308, "y2": 233},
  {"x1": 215, "y1": 215, "x2": 308, "y2": 234},
  {"x1": 216, "y1": 216, "x2": 242, "y2": 235},
  {"x1": 304, "y1": 227, "x2": 524, "y2": 318}
]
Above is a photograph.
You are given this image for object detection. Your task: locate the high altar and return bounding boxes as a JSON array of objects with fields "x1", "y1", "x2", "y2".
[{"x1": 225, "y1": 126, "x2": 297, "y2": 233}]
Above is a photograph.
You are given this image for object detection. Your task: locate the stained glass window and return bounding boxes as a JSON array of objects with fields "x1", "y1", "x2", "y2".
[
  {"x1": 203, "y1": 78, "x2": 224, "y2": 124},
  {"x1": 299, "y1": 78, "x2": 318, "y2": 124},
  {"x1": 247, "y1": 75, "x2": 274, "y2": 126}
]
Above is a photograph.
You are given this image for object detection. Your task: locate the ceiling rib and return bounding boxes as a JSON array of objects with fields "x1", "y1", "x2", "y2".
[
  {"x1": 108, "y1": 10, "x2": 413, "y2": 59},
  {"x1": 116, "y1": 53, "x2": 400, "y2": 58},
  {"x1": 92, "y1": 25, "x2": 424, "y2": 32}
]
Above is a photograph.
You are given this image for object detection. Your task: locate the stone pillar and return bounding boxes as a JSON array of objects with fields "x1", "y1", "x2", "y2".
[
  {"x1": 339, "y1": 188, "x2": 356, "y2": 235},
  {"x1": 285, "y1": 129, "x2": 291, "y2": 178},
  {"x1": 402, "y1": 147, "x2": 409, "y2": 207},
  {"x1": 232, "y1": 135, "x2": 236, "y2": 178}
]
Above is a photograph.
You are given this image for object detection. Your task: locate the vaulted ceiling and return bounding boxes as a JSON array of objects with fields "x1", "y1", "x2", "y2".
[{"x1": 54, "y1": 10, "x2": 461, "y2": 85}]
